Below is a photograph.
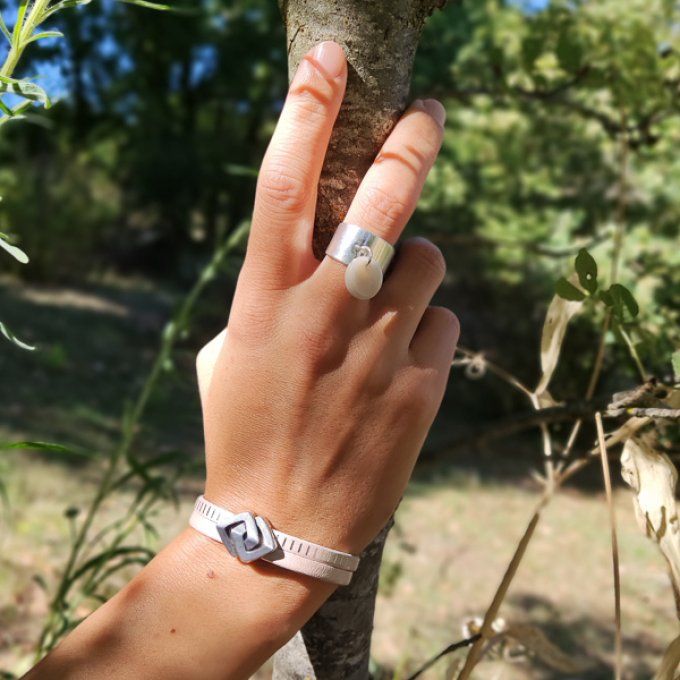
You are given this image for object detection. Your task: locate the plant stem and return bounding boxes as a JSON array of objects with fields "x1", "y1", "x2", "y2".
[
  {"x1": 595, "y1": 412, "x2": 623, "y2": 680},
  {"x1": 618, "y1": 325, "x2": 648, "y2": 383},
  {"x1": 610, "y1": 111, "x2": 629, "y2": 287},
  {"x1": 562, "y1": 113, "x2": 631, "y2": 459},
  {"x1": 458, "y1": 116, "x2": 634, "y2": 679},
  {"x1": 36, "y1": 223, "x2": 249, "y2": 656},
  {"x1": 1, "y1": 0, "x2": 51, "y2": 79},
  {"x1": 456, "y1": 509, "x2": 543, "y2": 679}
]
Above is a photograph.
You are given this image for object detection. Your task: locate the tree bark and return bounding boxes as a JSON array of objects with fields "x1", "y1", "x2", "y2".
[
  {"x1": 274, "y1": 2, "x2": 447, "y2": 678},
  {"x1": 281, "y1": 0, "x2": 447, "y2": 259}
]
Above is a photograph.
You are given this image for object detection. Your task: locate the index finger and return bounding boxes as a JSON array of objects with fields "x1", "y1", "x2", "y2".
[{"x1": 246, "y1": 42, "x2": 347, "y2": 290}]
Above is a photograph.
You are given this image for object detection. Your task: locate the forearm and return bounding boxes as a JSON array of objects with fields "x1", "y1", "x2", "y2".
[{"x1": 25, "y1": 529, "x2": 335, "y2": 680}]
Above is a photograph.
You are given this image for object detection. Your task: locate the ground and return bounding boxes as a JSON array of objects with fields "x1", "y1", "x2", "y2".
[{"x1": 0, "y1": 277, "x2": 677, "y2": 679}]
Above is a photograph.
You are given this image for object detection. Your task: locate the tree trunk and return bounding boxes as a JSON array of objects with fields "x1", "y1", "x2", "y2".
[
  {"x1": 281, "y1": 0, "x2": 447, "y2": 260},
  {"x1": 273, "y1": 2, "x2": 447, "y2": 678}
]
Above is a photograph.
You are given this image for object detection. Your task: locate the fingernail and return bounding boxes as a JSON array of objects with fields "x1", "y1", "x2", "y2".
[
  {"x1": 423, "y1": 98, "x2": 446, "y2": 127},
  {"x1": 310, "y1": 41, "x2": 346, "y2": 78}
]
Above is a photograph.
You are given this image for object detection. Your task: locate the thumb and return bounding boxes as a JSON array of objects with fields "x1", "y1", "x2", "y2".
[{"x1": 196, "y1": 328, "x2": 227, "y2": 406}]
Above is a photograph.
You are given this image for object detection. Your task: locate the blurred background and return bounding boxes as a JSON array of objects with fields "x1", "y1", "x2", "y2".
[{"x1": 0, "y1": 0, "x2": 678, "y2": 677}]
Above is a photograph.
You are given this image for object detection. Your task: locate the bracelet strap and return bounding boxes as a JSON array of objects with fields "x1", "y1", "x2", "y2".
[{"x1": 189, "y1": 496, "x2": 360, "y2": 586}]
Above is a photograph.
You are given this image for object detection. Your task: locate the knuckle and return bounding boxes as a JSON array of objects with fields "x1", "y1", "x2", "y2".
[
  {"x1": 404, "y1": 238, "x2": 446, "y2": 280},
  {"x1": 359, "y1": 185, "x2": 411, "y2": 232},
  {"x1": 401, "y1": 371, "x2": 437, "y2": 417},
  {"x1": 431, "y1": 305, "x2": 460, "y2": 334},
  {"x1": 287, "y1": 307, "x2": 344, "y2": 370},
  {"x1": 400, "y1": 142, "x2": 429, "y2": 172},
  {"x1": 296, "y1": 328, "x2": 344, "y2": 379},
  {"x1": 234, "y1": 304, "x2": 276, "y2": 342},
  {"x1": 298, "y1": 323, "x2": 333, "y2": 359},
  {"x1": 289, "y1": 57, "x2": 339, "y2": 110},
  {"x1": 289, "y1": 88, "x2": 334, "y2": 124},
  {"x1": 257, "y1": 162, "x2": 309, "y2": 215}
]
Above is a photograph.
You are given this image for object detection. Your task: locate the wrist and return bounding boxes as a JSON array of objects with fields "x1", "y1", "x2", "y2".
[
  {"x1": 157, "y1": 528, "x2": 337, "y2": 677},
  {"x1": 184, "y1": 525, "x2": 337, "y2": 614},
  {"x1": 204, "y1": 477, "x2": 365, "y2": 555},
  {"x1": 190, "y1": 494, "x2": 360, "y2": 585}
]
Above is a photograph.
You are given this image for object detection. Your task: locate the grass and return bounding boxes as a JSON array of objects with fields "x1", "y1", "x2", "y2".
[{"x1": 0, "y1": 276, "x2": 677, "y2": 678}]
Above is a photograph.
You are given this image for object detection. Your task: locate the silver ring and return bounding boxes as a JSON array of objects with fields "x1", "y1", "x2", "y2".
[
  {"x1": 325, "y1": 223, "x2": 395, "y2": 300},
  {"x1": 325, "y1": 222, "x2": 395, "y2": 271}
]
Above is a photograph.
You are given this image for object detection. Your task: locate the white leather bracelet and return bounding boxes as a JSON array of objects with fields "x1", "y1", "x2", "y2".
[{"x1": 189, "y1": 496, "x2": 360, "y2": 586}]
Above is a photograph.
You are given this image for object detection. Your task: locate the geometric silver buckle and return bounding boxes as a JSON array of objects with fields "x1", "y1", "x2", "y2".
[{"x1": 216, "y1": 511, "x2": 278, "y2": 563}]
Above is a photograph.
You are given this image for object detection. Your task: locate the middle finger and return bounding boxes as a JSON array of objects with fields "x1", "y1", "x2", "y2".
[{"x1": 313, "y1": 98, "x2": 445, "y2": 296}]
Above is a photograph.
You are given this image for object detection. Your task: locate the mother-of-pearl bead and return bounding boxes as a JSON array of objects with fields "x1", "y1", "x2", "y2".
[{"x1": 345, "y1": 255, "x2": 383, "y2": 300}]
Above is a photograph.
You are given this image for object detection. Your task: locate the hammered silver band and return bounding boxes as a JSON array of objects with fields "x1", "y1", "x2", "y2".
[{"x1": 325, "y1": 222, "x2": 395, "y2": 273}]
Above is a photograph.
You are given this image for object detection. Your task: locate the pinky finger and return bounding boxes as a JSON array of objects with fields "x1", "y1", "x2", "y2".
[{"x1": 410, "y1": 306, "x2": 460, "y2": 370}]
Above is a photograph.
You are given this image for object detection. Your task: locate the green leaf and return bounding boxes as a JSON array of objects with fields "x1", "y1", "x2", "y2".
[
  {"x1": 42, "y1": 0, "x2": 93, "y2": 21},
  {"x1": 555, "y1": 277, "x2": 586, "y2": 301},
  {"x1": 0, "y1": 234, "x2": 29, "y2": 263},
  {"x1": 13, "y1": 0, "x2": 29, "y2": 42},
  {"x1": 598, "y1": 288, "x2": 613, "y2": 306},
  {"x1": 0, "y1": 75, "x2": 50, "y2": 108},
  {"x1": 0, "y1": 320, "x2": 34, "y2": 350},
  {"x1": 117, "y1": 0, "x2": 171, "y2": 10},
  {"x1": 671, "y1": 350, "x2": 680, "y2": 383},
  {"x1": 71, "y1": 546, "x2": 154, "y2": 581},
  {"x1": 574, "y1": 248, "x2": 597, "y2": 294},
  {"x1": 0, "y1": 441, "x2": 96, "y2": 459},
  {"x1": 0, "y1": 12, "x2": 11, "y2": 43},
  {"x1": 25, "y1": 30, "x2": 65, "y2": 45},
  {"x1": 601, "y1": 283, "x2": 639, "y2": 321},
  {"x1": 54, "y1": 0, "x2": 94, "y2": 8},
  {"x1": 0, "y1": 99, "x2": 33, "y2": 125},
  {"x1": 224, "y1": 163, "x2": 258, "y2": 178}
]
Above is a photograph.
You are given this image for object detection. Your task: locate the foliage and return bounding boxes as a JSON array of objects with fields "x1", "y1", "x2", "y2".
[
  {"x1": 416, "y1": 0, "x2": 679, "y2": 382},
  {"x1": 0, "y1": 0, "x2": 176, "y2": 347},
  {"x1": 1, "y1": 220, "x2": 249, "y2": 655}
]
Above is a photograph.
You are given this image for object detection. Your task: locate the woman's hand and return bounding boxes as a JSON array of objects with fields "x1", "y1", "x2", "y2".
[
  {"x1": 196, "y1": 40, "x2": 458, "y2": 555},
  {"x1": 24, "y1": 41, "x2": 459, "y2": 680}
]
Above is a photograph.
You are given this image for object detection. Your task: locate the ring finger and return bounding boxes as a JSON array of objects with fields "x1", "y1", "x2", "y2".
[{"x1": 313, "y1": 98, "x2": 445, "y2": 297}]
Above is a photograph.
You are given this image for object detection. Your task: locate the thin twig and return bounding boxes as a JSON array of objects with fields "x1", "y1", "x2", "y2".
[
  {"x1": 455, "y1": 346, "x2": 533, "y2": 398},
  {"x1": 617, "y1": 325, "x2": 648, "y2": 383},
  {"x1": 595, "y1": 412, "x2": 623, "y2": 680},
  {"x1": 456, "y1": 505, "x2": 546, "y2": 679},
  {"x1": 405, "y1": 634, "x2": 481, "y2": 680},
  {"x1": 607, "y1": 407, "x2": 680, "y2": 419}
]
